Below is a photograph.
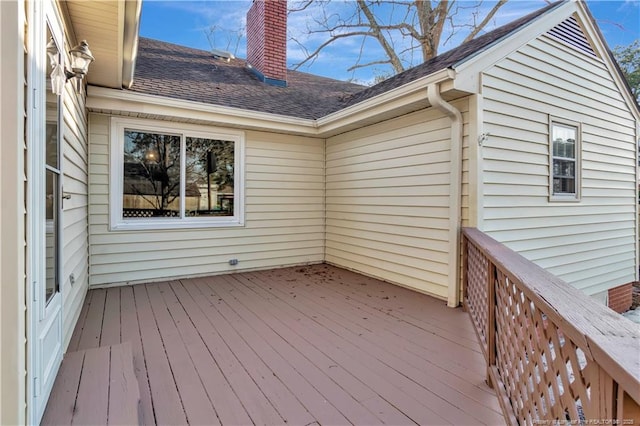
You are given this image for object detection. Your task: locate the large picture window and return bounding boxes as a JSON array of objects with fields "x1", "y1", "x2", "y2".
[
  {"x1": 549, "y1": 118, "x2": 581, "y2": 201},
  {"x1": 111, "y1": 118, "x2": 244, "y2": 230}
]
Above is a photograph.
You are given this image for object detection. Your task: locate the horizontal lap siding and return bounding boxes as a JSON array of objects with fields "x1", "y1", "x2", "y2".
[
  {"x1": 88, "y1": 114, "x2": 325, "y2": 286},
  {"x1": 61, "y1": 52, "x2": 90, "y2": 349},
  {"x1": 326, "y1": 104, "x2": 469, "y2": 299},
  {"x1": 482, "y1": 36, "x2": 637, "y2": 295}
]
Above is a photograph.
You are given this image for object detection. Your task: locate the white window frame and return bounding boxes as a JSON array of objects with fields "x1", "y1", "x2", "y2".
[
  {"x1": 549, "y1": 117, "x2": 581, "y2": 202},
  {"x1": 110, "y1": 117, "x2": 245, "y2": 230}
]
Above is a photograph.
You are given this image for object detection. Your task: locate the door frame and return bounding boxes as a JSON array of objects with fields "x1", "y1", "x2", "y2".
[{"x1": 27, "y1": 1, "x2": 65, "y2": 423}]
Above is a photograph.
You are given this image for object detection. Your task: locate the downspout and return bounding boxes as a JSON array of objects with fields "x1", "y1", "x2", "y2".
[{"x1": 427, "y1": 82, "x2": 463, "y2": 307}]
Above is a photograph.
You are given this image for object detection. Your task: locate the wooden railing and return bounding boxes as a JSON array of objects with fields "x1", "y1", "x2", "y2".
[{"x1": 462, "y1": 228, "x2": 640, "y2": 425}]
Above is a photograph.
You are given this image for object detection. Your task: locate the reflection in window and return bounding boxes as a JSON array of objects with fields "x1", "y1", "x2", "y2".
[
  {"x1": 45, "y1": 26, "x2": 61, "y2": 304},
  {"x1": 45, "y1": 170, "x2": 58, "y2": 303},
  {"x1": 123, "y1": 131, "x2": 181, "y2": 217},
  {"x1": 122, "y1": 131, "x2": 236, "y2": 219},
  {"x1": 186, "y1": 138, "x2": 235, "y2": 217},
  {"x1": 551, "y1": 123, "x2": 578, "y2": 196}
]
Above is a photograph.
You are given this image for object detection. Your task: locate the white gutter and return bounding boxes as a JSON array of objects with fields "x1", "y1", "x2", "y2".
[
  {"x1": 87, "y1": 86, "x2": 318, "y2": 136},
  {"x1": 89, "y1": 68, "x2": 457, "y2": 138},
  {"x1": 317, "y1": 68, "x2": 455, "y2": 136},
  {"x1": 122, "y1": 0, "x2": 142, "y2": 89},
  {"x1": 427, "y1": 82, "x2": 463, "y2": 308}
]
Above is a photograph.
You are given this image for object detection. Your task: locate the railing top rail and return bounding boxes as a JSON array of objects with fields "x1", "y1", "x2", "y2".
[{"x1": 462, "y1": 227, "x2": 640, "y2": 404}]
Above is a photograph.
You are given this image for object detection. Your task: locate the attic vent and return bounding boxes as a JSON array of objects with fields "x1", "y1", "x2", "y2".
[{"x1": 547, "y1": 16, "x2": 597, "y2": 57}]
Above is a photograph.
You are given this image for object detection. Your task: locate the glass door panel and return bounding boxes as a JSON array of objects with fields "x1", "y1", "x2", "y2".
[
  {"x1": 44, "y1": 26, "x2": 60, "y2": 305},
  {"x1": 45, "y1": 169, "x2": 58, "y2": 303}
]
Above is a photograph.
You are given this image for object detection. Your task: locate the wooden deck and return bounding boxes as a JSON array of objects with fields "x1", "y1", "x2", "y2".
[{"x1": 47, "y1": 264, "x2": 503, "y2": 425}]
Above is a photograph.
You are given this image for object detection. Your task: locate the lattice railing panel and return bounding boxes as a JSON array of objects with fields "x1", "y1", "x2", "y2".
[
  {"x1": 494, "y1": 270, "x2": 593, "y2": 423},
  {"x1": 461, "y1": 228, "x2": 639, "y2": 426},
  {"x1": 464, "y1": 240, "x2": 489, "y2": 353}
]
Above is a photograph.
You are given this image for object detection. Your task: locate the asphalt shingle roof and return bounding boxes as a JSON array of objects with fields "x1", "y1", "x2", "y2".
[
  {"x1": 129, "y1": 1, "x2": 562, "y2": 119},
  {"x1": 129, "y1": 38, "x2": 364, "y2": 120}
]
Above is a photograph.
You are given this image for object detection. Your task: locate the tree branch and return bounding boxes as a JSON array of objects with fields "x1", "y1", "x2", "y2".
[
  {"x1": 357, "y1": 0, "x2": 405, "y2": 73},
  {"x1": 463, "y1": 0, "x2": 507, "y2": 43}
]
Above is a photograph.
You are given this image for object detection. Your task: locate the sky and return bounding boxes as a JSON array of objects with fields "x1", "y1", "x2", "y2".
[{"x1": 139, "y1": 0, "x2": 640, "y2": 83}]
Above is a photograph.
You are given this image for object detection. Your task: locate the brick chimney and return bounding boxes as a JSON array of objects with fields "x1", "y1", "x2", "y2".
[{"x1": 246, "y1": 0, "x2": 287, "y2": 87}]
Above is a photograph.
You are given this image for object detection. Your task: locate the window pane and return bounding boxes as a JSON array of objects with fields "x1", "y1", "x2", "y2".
[
  {"x1": 553, "y1": 159, "x2": 575, "y2": 178},
  {"x1": 185, "y1": 137, "x2": 234, "y2": 217},
  {"x1": 552, "y1": 123, "x2": 578, "y2": 196},
  {"x1": 45, "y1": 29, "x2": 59, "y2": 168},
  {"x1": 123, "y1": 130, "x2": 181, "y2": 218},
  {"x1": 552, "y1": 125, "x2": 576, "y2": 159},
  {"x1": 45, "y1": 169, "x2": 58, "y2": 304}
]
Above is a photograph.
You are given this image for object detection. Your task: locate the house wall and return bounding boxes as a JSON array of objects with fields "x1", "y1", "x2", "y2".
[
  {"x1": 0, "y1": 1, "x2": 27, "y2": 423},
  {"x1": 59, "y1": 49, "x2": 90, "y2": 350},
  {"x1": 88, "y1": 113, "x2": 325, "y2": 286},
  {"x1": 325, "y1": 101, "x2": 470, "y2": 300},
  {"x1": 480, "y1": 33, "x2": 638, "y2": 296}
]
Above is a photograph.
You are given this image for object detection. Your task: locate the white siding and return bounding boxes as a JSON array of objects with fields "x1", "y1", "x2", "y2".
[
  {"x1": 326, "y1": 102, "x2": 469, "y2": 300},
  {"x1": 60, "y1": 15, "x2": 89, "y2": 348},
  {"x1": 481, "y1": 34, "x2": 637, "y2": 295},
  {"x1": 88, "y1": 114, "x2": 325, "y2": 285},
  {"x1": 60, "y1": 25, "x2": 90, "y2": 350}
]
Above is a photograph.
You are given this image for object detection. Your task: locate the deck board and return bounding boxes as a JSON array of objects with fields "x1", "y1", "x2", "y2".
[
  {"x1": 43, "y1": 343, "x2": 140, "y2": 426},
  {"x1": 239, "y1": 269, "x2": 504, "y2": 424},
  {"x1": 171, "y1": 280, "x2": 285, "y2": 425},
  {"x1": 120, "y1": 285, "x2": 154, "y2": 425},
  {"x1": 184, "y1": 277, "x2": 315, "y2": 426},
  {"x1": 133, "y1": 284, "x2": 187, "y2": 425},
  {"x1": 107, "y1": 342, "x2": 141, "y2": 425},
  {"x1": 72, "y1": 346, "x2": 110, "y2": 425},
  {"x1": 40, "y1": 351, "x2": 84, "y2": 425},
  {"x1": 53, "y1": 264, "x2": 502, "y2": 425},
  {"x1": 146, "y1": 283, "x2": 220, "y2": 425},
  {"x1": 226, "y1": 271, "x2": 450, "y2": 425},
  {"x1": 100, "y1": 287, "x2": 121, "y2": 346},
  {"x1": 158, "y1": 282, "x2": 254, "y2": 426},
  {"x1": 251, "y1": 269, "x2": 501, "y2": 413},
  {"x1": 77, "y1": 288, "x2": 106, "y2": 349}
]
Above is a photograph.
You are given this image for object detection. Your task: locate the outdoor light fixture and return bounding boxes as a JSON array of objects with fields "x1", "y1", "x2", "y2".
[{"x1": 47, "y1": 38, "x2": 95, "y2": 95}]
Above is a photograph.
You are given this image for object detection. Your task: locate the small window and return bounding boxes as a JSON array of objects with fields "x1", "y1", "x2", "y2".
[
  {"x1": 111, "y1": 118, "x2": 244, "y2": 230},
  {"x1": 549, "y1": 119, "x2": 581, "y2": 201}
]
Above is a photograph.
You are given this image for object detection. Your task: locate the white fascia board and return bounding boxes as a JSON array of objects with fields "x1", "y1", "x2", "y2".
[
  {"x1": 87, "y1": 86, "x2": 319, "y2": 136},
  {"x1": 453, "y1": 1, "x2": 576, "y2": 94},
  {"x1": 89, "y1": 68, "x2": 457, "y2": 137},
  {"x1": 316, "y1": 68, "x2": 456, "y2": 136}
]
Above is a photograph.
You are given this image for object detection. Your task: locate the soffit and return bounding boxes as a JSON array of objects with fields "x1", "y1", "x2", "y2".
[{"x1": 65, "y1": 0, "x2": 123, "y2": 88}]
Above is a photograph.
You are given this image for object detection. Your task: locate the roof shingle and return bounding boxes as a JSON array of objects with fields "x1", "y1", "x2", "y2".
[{"x1": 129, "y1": 38, "x2": 364, "y2": 120}]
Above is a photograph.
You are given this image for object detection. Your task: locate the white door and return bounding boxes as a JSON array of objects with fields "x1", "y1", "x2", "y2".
[{"x1": 29, "y1": 17, "x2": 64, "y2": 424}]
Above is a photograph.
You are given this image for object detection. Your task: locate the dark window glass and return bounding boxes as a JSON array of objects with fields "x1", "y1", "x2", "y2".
[
  {"x1": 551, "y1": 124, "x2": 577, "y2": 196},
  {"x1": 123, "y1": 130, "x2": 181, "y2": 218},
  {"x1": 185, "y1": 138, "x2": 235, "y2": 217}
]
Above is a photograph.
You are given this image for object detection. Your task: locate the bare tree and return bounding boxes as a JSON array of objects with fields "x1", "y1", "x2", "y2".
[{"x1": 289, "y1": 0, "x2": 508, "y2": 76}]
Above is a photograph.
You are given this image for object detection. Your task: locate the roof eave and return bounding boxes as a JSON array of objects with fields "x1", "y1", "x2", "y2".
[
  {"x1": 86, "y1": 86, "x2": 319, "y2": 136},
  {"x1": 317, "y1": 68, "x2": 457, "y2": 137},
  {"x1": 88, "y1": 69, "x2": 459, "y2": 138}
]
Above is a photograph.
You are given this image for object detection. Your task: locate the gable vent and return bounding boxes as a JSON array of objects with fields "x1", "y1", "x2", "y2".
[{"x1": 547, "y1": 16, "x2": 597, "y2": 57}]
